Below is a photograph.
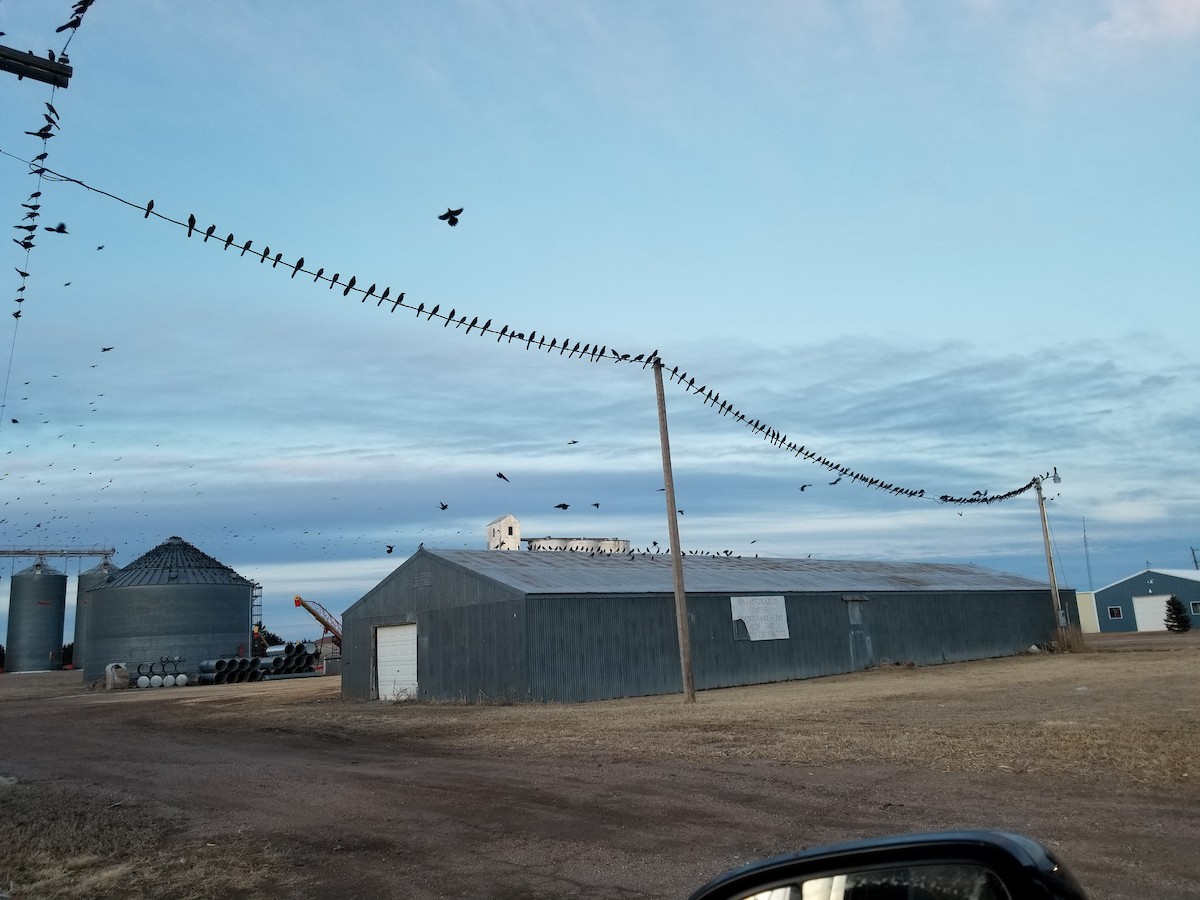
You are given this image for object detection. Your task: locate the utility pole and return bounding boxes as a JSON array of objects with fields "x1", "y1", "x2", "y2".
[
  {"x1": 0, "y1": 46, "x2": 73, "y2": 88},
  {"x1": 653, "y1": 360, "x2": 695, "y2": 702},
  {"x1": 1191, "y1": 547, "x2": 1199, "y2": 571},
  {"x1": 1034, "y1": 474, "x2": 1064, "y2": 643}
]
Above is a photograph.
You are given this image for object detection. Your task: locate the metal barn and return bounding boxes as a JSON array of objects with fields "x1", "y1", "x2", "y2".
[
  {"x1": 1092, "y1": 569, "x2": 1200, "y2": 632},
  {"x1": 342, "y1": 549, "x2": 1072, "y2": 703}
]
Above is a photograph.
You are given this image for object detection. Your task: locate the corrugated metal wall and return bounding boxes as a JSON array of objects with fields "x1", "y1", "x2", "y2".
[
  {"x1": 420, "y1": 599, "x2": 525, "y2": 702},
  {"x1": 525, "y1": 595, "x2": 683, "y2": 702}
]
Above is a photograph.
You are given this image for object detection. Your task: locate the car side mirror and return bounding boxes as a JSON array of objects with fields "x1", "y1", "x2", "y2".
[{"x1": 689, "y1": 831, "x2": 1089, "y2": 900}]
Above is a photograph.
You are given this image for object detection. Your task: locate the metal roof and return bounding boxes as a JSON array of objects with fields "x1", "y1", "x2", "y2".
[
  {"x1": 1093, "y1": 568, "x2": 1200, "y2": 593},
  {"x1": 424, "y1": 549, "x2": 1050, "y2": 594},
  {"x1": 93, "y1": 535, "x2": 253, "y2": 589}
]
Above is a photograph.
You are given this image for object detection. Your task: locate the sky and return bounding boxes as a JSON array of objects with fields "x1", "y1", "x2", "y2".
[{"x1": 1, "y1": 1, "x2": 1197, "y2": 643}]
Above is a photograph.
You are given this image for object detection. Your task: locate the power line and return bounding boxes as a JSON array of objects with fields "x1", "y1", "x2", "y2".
[{"x1": 2, "y1": 156, "x2": 1044, "y2": 507}]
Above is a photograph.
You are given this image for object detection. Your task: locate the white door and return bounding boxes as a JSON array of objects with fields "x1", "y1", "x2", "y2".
[
  {"x1": 376, "y1": 624, "x2": 418, "y2": 700},
  {"x1": 1131, "y1": 596, "x2": 1168, "y2": 632}
]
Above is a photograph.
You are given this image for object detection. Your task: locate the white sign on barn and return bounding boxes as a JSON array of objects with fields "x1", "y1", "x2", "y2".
[{"x1": 730, "y1": 595, "x2": 790, "y2": 641}]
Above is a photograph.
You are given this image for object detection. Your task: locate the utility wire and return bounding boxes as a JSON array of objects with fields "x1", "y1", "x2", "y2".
[{"x1": 1, "y1": 155, "x2": 1044, "y2": 507}]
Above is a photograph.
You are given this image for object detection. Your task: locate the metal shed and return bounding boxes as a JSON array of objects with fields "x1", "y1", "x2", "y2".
[
  {"x1": 342, "y1": 549, "x2": 1073, "y2": 703},
  {"x1": 1092, "y1": 569, "x2": 1200, "y2": 632}
]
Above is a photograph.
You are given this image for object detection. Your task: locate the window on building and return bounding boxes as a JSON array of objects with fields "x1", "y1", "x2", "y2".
[
  {"x1": 1191, "y1": 601, "x2": 1200, "y2": 616},
  {"x1": 507, "y1": 526, "x2": 513, "y2": 536},
  {"x1": 1107, "y1": 607, "x2": 1123, "y2": 620}
]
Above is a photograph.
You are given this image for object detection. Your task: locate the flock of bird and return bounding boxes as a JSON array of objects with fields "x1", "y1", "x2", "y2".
[{"x1": 23, "y1": 172, "x2": 1042, "y2": 507}]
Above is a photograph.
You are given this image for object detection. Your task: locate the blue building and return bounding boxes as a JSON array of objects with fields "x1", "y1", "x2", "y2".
[{"x1": 1091, "y1": 569, "x2": 1200, "y2": 633}]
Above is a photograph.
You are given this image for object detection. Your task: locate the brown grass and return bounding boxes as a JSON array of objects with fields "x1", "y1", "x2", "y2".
[
  {"x1": 178, "y1": 647, "x2": 1200, "y2": 785},
  {"x1": 0, "y1": 781, "x2": 298, "y2": 900}
]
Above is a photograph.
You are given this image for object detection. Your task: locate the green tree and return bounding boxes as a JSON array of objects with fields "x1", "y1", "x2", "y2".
[
  {"x1": 252, "y1": 622, "x2": 286, "y2": 657},
  {"x1": 1164, "y1": 595, "x2": 1192, "y2": 633},
  {"x1": 0, "y1": 643, "x2": 5, "y2": 669}
]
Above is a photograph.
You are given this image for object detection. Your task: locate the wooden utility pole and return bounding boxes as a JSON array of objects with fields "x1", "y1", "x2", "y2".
[
  {"x1": 1034, "y1": 475, "x2": 1063, "y2": 642},
  {"x1": 653, "y1": 360, "x2": 695, "y2": 702}
]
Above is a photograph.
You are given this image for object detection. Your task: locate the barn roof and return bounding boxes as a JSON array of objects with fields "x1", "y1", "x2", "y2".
[{"x1": 422, "y1": 549, "x2": 1050, "y2": 594}]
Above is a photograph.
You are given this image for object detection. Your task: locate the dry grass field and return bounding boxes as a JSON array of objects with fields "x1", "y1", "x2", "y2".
[{"x1": 2, "y1": 632, "x2": 1198, "y2": 898}]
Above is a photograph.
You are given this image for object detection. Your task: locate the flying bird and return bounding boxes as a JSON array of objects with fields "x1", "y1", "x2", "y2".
[
  {"x1": 438, "y1": 502, "x2": 448, "y2": 510},
  {"x1": 496, "y1": 472, "x2": 509, "y2": 482},
  {"x1": 386, "y1": 545, "x2": 394, "y2": 554},
  {"x1": 554, "y1": 503, "x2": 570, "y2": 510},
  {"x1": 591, "y1": 503, "x2": 600, "y2": 508},
  {"x1": 567, "y1": 440, "x2": 579, "y2": 445},
  {"x1": 799, "y1": 484, "x2": 811, "y2": 491},
  {"x1": 44, "y1": 223, "x2": 68, "y2": 234},
  {"x1": 438, "y1": 207, "x2": 463, "y2": 226},
  {"x1": 100, "y1": 347, "x2": 113, "y2": 352},
  {"x1": 829, "y1": 476, "x2": 842, "y2": 485}
]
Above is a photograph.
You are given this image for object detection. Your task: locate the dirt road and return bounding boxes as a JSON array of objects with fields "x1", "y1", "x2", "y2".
[{"x1": 2, "y1": 640, "x2": 1198, "y2": 899}]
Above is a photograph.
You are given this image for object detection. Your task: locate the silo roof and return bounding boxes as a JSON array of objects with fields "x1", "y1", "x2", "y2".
[
  {"x1": 424, "y1": 549, "x2": 1052, "y2": 595},
  {"x1": 93, "y1": 535, "x2": 252, "y2": 588}
]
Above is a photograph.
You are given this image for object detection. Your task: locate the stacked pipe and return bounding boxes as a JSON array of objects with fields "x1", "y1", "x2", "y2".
[
  {"x1": 262, "y1": 642, "x2": 322, "y2": 678},
  {"x1": 132, "y1": 656, "x2": 191, "y2": 688},
  {"x1": 197, "y1": 656, "x2": 265, "y2": 685}
]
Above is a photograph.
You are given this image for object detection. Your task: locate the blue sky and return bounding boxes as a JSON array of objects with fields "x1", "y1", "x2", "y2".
[{"x1": 1, "y1": 1, "x2": 1198, "y2": 642}]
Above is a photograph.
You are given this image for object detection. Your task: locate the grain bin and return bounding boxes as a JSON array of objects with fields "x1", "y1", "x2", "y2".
[
  {"x1": 82, "y1": 536, "x2": 254, "y2": 682},
  {"x1": 4, "y1": 559, "x2": 68, "y2": 673},
  {"x1": 72, "y1": 557, "x2": 122, "y2": 673}
]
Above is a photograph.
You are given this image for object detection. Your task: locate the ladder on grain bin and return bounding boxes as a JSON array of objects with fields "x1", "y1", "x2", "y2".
[{"x1": 294, "y1": 595, "x2": 343, "y2": 651}]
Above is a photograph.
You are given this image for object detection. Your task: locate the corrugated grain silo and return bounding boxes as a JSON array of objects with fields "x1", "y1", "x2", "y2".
[
  {"x1": 72, "y1": 557, "x2": 122, "y2": 674},
  {"x1": 4, "y1": 559, "x2": 68, "y2": 673},
  {"x1": 82, "y1": 536, "x2": 254, "y2": 682}
]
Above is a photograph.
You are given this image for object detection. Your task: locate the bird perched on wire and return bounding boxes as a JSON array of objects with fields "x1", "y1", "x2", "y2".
[{"x1": 438, "y1": 207, "x2": 463, "y2": 227}]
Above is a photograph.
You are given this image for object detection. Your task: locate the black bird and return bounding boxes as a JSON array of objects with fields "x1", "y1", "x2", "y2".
[
  {"x1": 56, "y1": 16, "x2": 82, "y2": 32},
  {"x1": 44, "y1": 223, "x2": 68, "y2": 233},
  {"x1": 186, "y1": 214, "x2": 196, "y2": 237},
  {"x1": 554, "y1": 503, "x2": 570, "y2": 510},
  {"x1": 567, "y1": 440, "x2": 578, "y2": 445},
  {"x1": 203, "y1": 224, "x2": 216, "y2": 242},
  {"x1": 439, "y1": 207, "x2": 463, "y2": 226},
  {"x1": 591, "y1": 503, "x2": 600, "y2": 508},
  {"x1": 438, "y1": 502, "x2": 448, "y2": 510},
  {"x1": 386, "y1": 545, "x2": 394, "y2": 554},
  {"x1": 96, "y1": 245, "x2": 104, "y2": 251},
  {"x1": 800, "y1": 484, "x2": 811, "y2": 491},
  {"x1": 100, "y1": 347, "x2": 113, "y2": 352},
  {"x1": 829, "y1": 476, "x2": 842, "y2": 485},
  {"x1": 144, "y1": 199, "x2": 155, "y2": 218},
  {"x1": 496, "y1": 472, "x2": 509, "y2": 482}
]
